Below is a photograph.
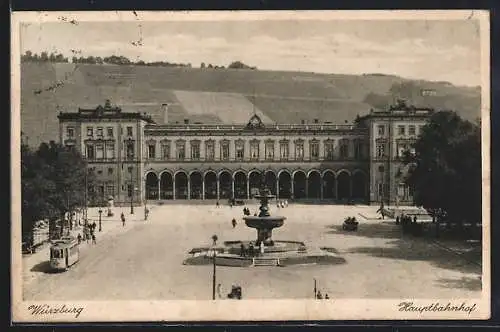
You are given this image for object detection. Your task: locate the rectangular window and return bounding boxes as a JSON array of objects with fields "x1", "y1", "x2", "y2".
[
  {"x1": 161, "y1": 142, "x2": 170, "y2": 160},
  {"x1": 339, "y1": 140, "x2": 349, "y2": 159},
  {"x1": 409, "y1": 125, "x2": 416, "y2": 136},
  {"x1": 96, "y1": 127, "x2": 103, "y2": 137},
  {"x1": 191, "y1": 142, "x2": 200, "y2": 161},
  {"x1": 377, "y1": 125, "x2": 385, "y2": 136},
  {"x1": 235, "y1": 142, "x2": 245, "y2": 161},
  {"x1": 221, "y1": 142, "x2": 230, "y2": 161},
  {"x1": 310, "y1": 141, "x2": 319, "y2": 160},
  {"x1": 93, "y1": 144, "x2": 103, "y2": 159},
  {"x1": 398, "y1": 125, "x2": 405, "y2": 135},
  {"x1": 354, "y1": 140, "x2": 362, "y2": 160},
  {"x1": 126, "y1": 142, "x2": 135, "y2": 160},
  {"x1": 107, "y1": 127, "x2": 114, "y2": 137},
  {"x1": 295, "y1": 142, "x2": 304, "y2": 160},
  {"x1": 280, "y1": 141, "x2": 289, "y2": 160},
  {"x1": 107, "y1": 185, "x2": 115, "y2": 197},
  {"x1": 376, "y1": 142, "x2": 386, "y2": 158},
  {"x1": 106, "y1": 143, "x2": 115, "y2": 159},
  {"x1": 206, "y1": 141, "x2": 215, "y2": 161},
  {"x1": 176, "y1": 142, "x2": 185, "y2": 160},
  {"x1": 87, "y1": 127, "x2": 93, "y2": 137},
  {"x1": 250, "y1": 141, "x2": 259, "y2": 161},
  {"x1": 148, "y1": 144, "x2": 156, "y2": 159},
  {"x1": 66, "y1": 127, "x2": 75, "y2": 138},
  {"x1": 126, "y1": 126, "x2": 133, "y2": 137},
  {"x1": 108, "y1": 167, "x2": 113, "y2": 175},
  {"x1": 324, "y1": 141, "x2": 334, "y2": 160},
  {"x1": 265, "y1": 141, "x2": 274, "y2": 161}
]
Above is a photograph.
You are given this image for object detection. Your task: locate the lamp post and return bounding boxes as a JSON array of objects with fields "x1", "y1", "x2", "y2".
[
  {"x1": 211, "y1": 234, "x2": 218, "y2": 300},
  {"x1": 98, "y1": 209, "x2": 102, "y2": 232}
]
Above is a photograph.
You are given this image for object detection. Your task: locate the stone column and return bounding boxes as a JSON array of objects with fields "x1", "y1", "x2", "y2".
[
  {"x1": 173, "y1": 177, "x2": 176, "y2": 200},
  {"x1": 157, "y1": 178, "x2": 161, "y2": 200},
  {"x1": 276, "y1": 180, "x2": 280, "y2": 200},
  {"x1": 349, "y1": 177, "x2": 353, "y2": 199},
  {"x1": 291, "y1": 178, "x2": 294, "y2": 199},
  {"x1": 216, "y1": 177, "x2": 220, "y2": 201},
  {"x1": 202, "y1": 178, "x2": 205, "y2": 200},
  {"x1": 231, "y1": 177, "x2": 235, "y2": 199},
  {"x1": 320, "y1": 179, "x2": 324, "y2": 200},
  {"x1": 246, "y1": 177, "x2": 250, "y2": 199},
  {"x1": 305, "y1": 177, "x2": 309, "y2": 199},
  {"x1": 334, "y1": 177, "x2": 338, "y2": 200},
  {"x1": 187, "y1": 176, "x2": 191, "y2": 200}
]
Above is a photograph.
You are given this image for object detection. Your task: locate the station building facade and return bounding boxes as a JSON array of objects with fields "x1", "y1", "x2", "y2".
[{"x1": 57, "y1": 99, "x2": 433, "y2": 206}]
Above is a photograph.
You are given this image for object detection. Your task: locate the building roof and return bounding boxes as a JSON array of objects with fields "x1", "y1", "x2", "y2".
[{"x1": 57, "y1": 99, "x2": 156, "y2": 123}]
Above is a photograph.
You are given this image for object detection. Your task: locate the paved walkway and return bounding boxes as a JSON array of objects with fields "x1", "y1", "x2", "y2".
[{"x1": 22, "y1": 206, "x2": 149, "y2": 288}]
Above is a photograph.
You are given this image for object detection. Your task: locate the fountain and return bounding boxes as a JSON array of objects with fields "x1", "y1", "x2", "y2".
[
  {"x1": 183, "y1": 175, "x2": 346, "y2": 268},
  {"x1": 243, "y1": 186, "x2": 285, "y2": 247}
]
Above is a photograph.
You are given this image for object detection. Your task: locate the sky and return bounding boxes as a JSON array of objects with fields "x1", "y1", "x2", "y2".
[{"x1": 19, "y1": 18, "x2": 482, "y2": 87}]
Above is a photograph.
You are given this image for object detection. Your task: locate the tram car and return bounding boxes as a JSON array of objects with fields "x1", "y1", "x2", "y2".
[{"x1": 49, "y1": 237, "x2": 80, "y2": 271}]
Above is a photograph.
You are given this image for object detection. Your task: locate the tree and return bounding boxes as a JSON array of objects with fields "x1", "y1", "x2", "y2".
[
  {"x1": 22, "y1": 140, "x2": 95, "y2": 238},
  {"x1": 200, "y1": 62, "x2": 206, "y2": 69},
  {"x1": 40, "y1": 51, "x2": 49, "y2": 62},
  {"x1": 403, "y1": 111, "x2": 481, "y2": 227},
  {"x1": 228, "y1": 61, "x2": 256, "y2": 70}
]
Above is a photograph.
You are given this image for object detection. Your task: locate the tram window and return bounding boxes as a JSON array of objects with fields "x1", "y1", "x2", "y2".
[{"x1": 52, "y1": 249, "x2": 63, "y2": 258}]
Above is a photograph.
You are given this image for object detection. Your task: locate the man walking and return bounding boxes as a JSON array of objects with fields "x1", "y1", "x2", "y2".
[
  {"x1": 121, "y1": 212, "x2": 126, "y2": 227},
  {"x1": 376, "y1": 202, "x2": 385, "y2": 220}
]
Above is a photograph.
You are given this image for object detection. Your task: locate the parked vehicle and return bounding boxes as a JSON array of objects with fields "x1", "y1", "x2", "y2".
[{"x1": 342, "y1": 217, "x2": 359, "y2": 231}]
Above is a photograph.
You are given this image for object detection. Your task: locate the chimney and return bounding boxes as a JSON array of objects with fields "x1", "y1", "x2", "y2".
[
  {"x1": 162, "y1": 103, "x2": 169, "y2": 124},
  {"x1": 184, "y1": 119, "x2": 189, "y2": 125},
  {"x1": 301, "y1": 119, "x2": 305, "y2": 124},
  {"x1": 314, "y1": 118, "x2": 319, "y2": 124}
]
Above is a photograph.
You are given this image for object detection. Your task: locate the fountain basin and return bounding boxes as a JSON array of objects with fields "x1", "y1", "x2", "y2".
[{"x1": 244, "y1": 216, "x2": 285, "y2": 229}]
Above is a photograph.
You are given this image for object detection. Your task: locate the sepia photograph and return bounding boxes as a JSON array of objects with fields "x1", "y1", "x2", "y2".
[{"x1": 11, "y1": 10, "x2": 490, "y2": 322}]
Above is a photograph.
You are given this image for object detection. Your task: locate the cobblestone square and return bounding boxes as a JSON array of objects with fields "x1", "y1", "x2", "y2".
[{"x1": 23, "y1": 203, "x2": 482, "y2": 301}]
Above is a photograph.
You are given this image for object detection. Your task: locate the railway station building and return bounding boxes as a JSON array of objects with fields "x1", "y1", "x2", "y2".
[{"x1": 57, "y1": 99, "x2": 433, "y2": 206}]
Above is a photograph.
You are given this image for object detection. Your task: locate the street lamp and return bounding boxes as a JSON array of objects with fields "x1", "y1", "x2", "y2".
[
  {"x1": 211, "y1": 234, "x2": 218, "y2": 300},
  {"x1": 98, "y1": 209, "x2": 102, "y2": 232}
]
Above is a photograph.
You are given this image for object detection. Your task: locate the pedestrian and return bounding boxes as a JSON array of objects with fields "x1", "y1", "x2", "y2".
[
  {"x1": 376, "y1": 202, "x2": 385, "y2": 219},
  {"x1": 216, "y1": 200, "x2": 220, "y2": 208},
  {"x1": 145, "y1": 207, "x2": 149, "y2": 221},
  {"x1": 316, "y1": 291, "x2": 323, "y2": 299},
  {"x1": 285, "y1": 200, "x2": 288, "y2": 207},
  {"x1": 325, "y1": 294, "x2": 330, "y2": 300},
  {"x1": 396, "y1": 215, "x2": 400, "y2": 225},
  {"x1": 413, "y1": 215, "x2": 417, "y2": 223},
  {"x1": 248, "y1": 243, "x2": 254, "y2": 257},
  {"x1": 240, "y1": 243, "x2": 246, "y2": 257},
  {"x1": 91, "y1": 233, "x2": 96, "y2": 245},
  {"x1": 121, "y1": 212, "x2": 126, "y2": 227},
  {"x1": 77, "y1": 233, "x2": 82, "y2": 244},
  {"x1": 232, "y1": 218, "x2": 237, "y2": 228},
  {"x1": 217, "y1": 283, "x2": 222, "y2": 299}
]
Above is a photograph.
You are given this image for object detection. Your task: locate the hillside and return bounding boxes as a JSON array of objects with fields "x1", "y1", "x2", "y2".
[{"x1": 21, "y1": 62, "x2": 481, "y2": 147}]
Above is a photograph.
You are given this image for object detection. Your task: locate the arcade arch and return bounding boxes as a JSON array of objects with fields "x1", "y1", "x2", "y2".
[
  {"x1": 159, "y1": 171, "x2": 173, "y2": 199},
  {"x1": 145, "y1": 172, "x2": 158, "y2": 200}
]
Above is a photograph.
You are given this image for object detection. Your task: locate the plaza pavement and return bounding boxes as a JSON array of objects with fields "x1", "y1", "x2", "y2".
[
  {"x1": 22, "y1": 206, "x2": 148, "y2": 289},
  {"x1": 22, "y1": 203, "x2": 482, "y2": 300}
]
